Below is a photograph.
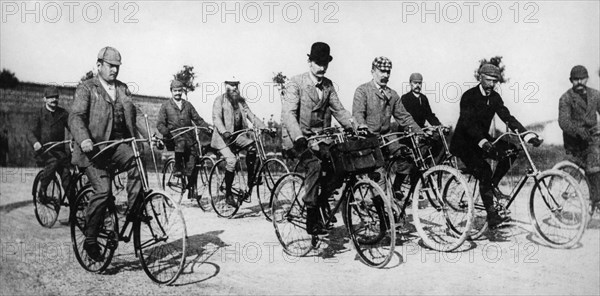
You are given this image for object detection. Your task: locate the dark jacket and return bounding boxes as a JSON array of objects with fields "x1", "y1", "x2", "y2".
[
  {"x1": 69, "y1": 77, "x2": 148, "y2": 167},
  {"x1": 28, "y1": 106, "x2": 70, "y2": 157},
  {"x1": 352, "y1": 81, "x2": 421, "y2": 135},
  {"x1": 450, "y1": 85, "x2": 526, "y2": 158},
  {"x1": 400, "y1": 92, "x2": 441, "y2": 127},
  {"x1": 157, "y1": 98, "x2": 210, "y2": 150},
  {"x1": 558, "y1": 87, "x2": 600, "y2": 153}
]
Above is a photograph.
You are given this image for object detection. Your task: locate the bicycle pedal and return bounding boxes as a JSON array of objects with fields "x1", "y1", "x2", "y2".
[{"x1": 106, "y1": 232, "x2": 119, "y2": 250}]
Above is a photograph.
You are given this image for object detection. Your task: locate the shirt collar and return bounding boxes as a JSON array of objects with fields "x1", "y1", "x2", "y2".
[
  {"x1": 372, "y1": 80, "x2": 387, "y2": 91},
  {"x1": 412, "y1": 91, "x2": 421, "y2": 98},
  {"x1": 478, "y1": 84, "x2": 489, "y2": 96},
  {"x1": 45, "y1": 105, "x2": 56, "y2": 113},
  {"x1": 308, "y1": 71, "x2": 322, "y2": 87}
]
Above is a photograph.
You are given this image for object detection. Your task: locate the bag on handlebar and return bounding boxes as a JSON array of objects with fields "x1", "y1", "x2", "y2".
[{"x1": 330, "y1": 137, "x2": 385, "y2": 175}]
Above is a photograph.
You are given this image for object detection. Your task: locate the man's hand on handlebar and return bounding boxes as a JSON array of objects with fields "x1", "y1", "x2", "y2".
[
  {"x1": 294, "y1": 137, "x2": 308, "y2": 152},
  {"x1": 33, "y1": 142, "x2": 42, "y2": 152},
  {"x1": 81, "y1": 139, "x2": 94, "y2": 153}
]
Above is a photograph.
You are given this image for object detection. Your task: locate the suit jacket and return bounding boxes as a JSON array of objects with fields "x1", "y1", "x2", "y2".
[
  {"x1": 211, "y1": 94, "x2": 265, "y2": 150},
  {"x1": 450, "y1": 85, "x2": 526, "y2": 158},
  {"x1": 281, "y1": 72, "x2": 354, "y2": 150},
  {"x1": 69, "y1": 77, "x2": 147, "y2": 167},
  {"x1": 400, "y1": 92, "x2": 441, "y2": 127},
  {"x1": 157, "y1": 98, "x2": 210, "y2": 149},
  {"x1": 352, "y1": 81, "x2": 422, "y2": 135},
  {"x1": 558, "y1": 87, "x2": 600, "y2": 153},
  {"x1": 28, "y1": 106, "x2": 70, "y2": 156}
]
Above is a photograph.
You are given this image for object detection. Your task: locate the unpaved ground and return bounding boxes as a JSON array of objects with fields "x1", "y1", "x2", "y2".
[{"x1": 0, "y1": 167, "x2": 599, "y2": 295}]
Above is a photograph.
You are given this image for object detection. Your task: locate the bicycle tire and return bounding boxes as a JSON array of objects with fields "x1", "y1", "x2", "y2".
[
  {"x1": 529, "y1": 169, "x2": 587, "y2": 248},
  {"x1": 257, "y1": 158, "x2": 290, "y2": 221},
  {"x1": 553, "y1": 160, "x2": 590, "y2": 202},
  {"x1": 271, "y1": 173, "x2": 314, "y2": 257},
  {"x1": 70, "y1": 187, "x2": 118, "y2": 273},
  {"x1": 194, "y1": 156, "x2": 215, "y2": 211},
  {"x1": 162, "y1": 158, "x2": 184, "y2": 194},
  {"x1": 208, "y1": 158, "x2": 241, "y2": 218},
  {"x1": 344, "y1": 178, "x2": 395, "y2": 268},
  {"x1": 412, "y1": 165, "x2": 473, "y2": 252},
  {"x1": 134, "y1": 191, "x2": 187, "y2": 285},
  {"x1": 444, "y1": 174, "x2": 487, "y2": 240},
  {"x1": 33, "y1": 170, "x2": 62, "y2": 228}
]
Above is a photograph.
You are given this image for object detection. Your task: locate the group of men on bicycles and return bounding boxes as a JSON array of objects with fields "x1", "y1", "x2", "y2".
[{"x1": 30, "y1": 43, "x2": 598, "y2": 261}]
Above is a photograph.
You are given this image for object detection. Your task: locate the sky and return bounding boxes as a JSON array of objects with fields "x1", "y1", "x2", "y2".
[{"x1": 1, "y1": 0, "x2": 599, "y2": 132}]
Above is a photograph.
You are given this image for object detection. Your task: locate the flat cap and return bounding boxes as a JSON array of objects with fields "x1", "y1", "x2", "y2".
[
  {"x1": 44, "y1": 86, "x2": 59, "y2": 98},
  {"x1": 409, "y1": 73, "x2": 423, "y2": 82},
  {"x1": 170, "y1": 80, "x2": 185, "y2": 89},
  {"x1": 479, "y1": 64, "x2": 500, "y2": 78},
  {"x1": 97, "y1": 46, "x2": 122, "y2": 65},
  {"x1": 570, "y1": 65, "x2": 589, "y2": 79},
  {"x1": 372, "y1": 56, "x2": 392, "y2": 71},
  {"x1": 224, "y1": 76, "x2": 240, "y2": 85}
]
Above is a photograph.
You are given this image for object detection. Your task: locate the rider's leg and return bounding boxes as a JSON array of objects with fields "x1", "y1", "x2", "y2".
[
  {"x1": 299, "y1": 147, "x2": 327, "y2": 235},
  {"x1": 490, "y1": 140, "x2": 518, "y2": 198},
  {"x1": 245, "y1": 147, "x2": 258, "y2": 189},
  {"x1": 38, "y1": 155, "x2": 59, "y2": 201},
  {"x1": 184, "y1": 143, "x2": 198, "y2": 189},
  {"x1": 219, "y1": 147, "x2": 238, "y2": 206},
  {"x1": 83, "y1": 164, "x2": 112, "y2": 261},
  {"x1": 111, "y1": 143, "x2": 142, "y2": 216}
]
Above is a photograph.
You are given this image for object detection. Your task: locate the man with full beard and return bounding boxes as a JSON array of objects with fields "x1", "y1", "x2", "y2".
[
  {"x1": 559, "y1": 65, "x2": 600, "y2": 213},
  {"x1": 450, "y1": 63, "x2": 542, "y2": 229},
  {"x1": 211, "y1": 77, "x2": 266, "y2": 207}
]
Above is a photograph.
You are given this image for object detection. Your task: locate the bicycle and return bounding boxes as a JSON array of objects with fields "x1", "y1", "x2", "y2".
[
  {"x1": 161, "y1": 125, "x2": 215, "y2": 210},
  {"x1": 32, "y1": 140, "x2": 88, "y2": 228},
  {"x1": 270, "y1": 127, "x2": 396, "y2": 268},
  {"x1": 70, "y1": 136, "x2": 187, "y2": 285},
  {"x1": 208, "y1": 126, "x2": 289, "y2": 219},
  {"x1": 380, "y1": 127, "x2": 474, "y2": 252},
  {"x1": 446, "y1": 130, "x2": 588, "y2": 248}
]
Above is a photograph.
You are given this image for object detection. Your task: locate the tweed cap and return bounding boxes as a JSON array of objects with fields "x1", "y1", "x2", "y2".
[
  {"x1": 170, "y1": 80, "x2": 185, "y2": 90},
  {"x1": 372, "y1": 56, "x2": 392, "y2": 71},
  {"x1": 570, "y1": 65, "x2": 589, "y2": 79},
  {"x1": 479, "y1": 64, "x2": 500, "y2": 78},
  {"x1": 97, "y1": 46, "x2": 122, "y2": 65},
  {"x1": 409, "y1": 73, "x2": 423, "y2": 82},
  {"x1": 44, "y1": 86, "x2": 59, "y2": 98}
]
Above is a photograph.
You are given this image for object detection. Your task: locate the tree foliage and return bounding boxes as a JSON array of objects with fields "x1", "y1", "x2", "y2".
[
  {"x1": 0, "y1": 68, "x2": 19, "y2": 89},
  {"x1": 474, "y1": 56, "x2": 507, "y2": 84},
  {"x1": 272, "y1": 72, "x2": 288, "y2": 96},
  {"x1": 80, "y1": 70, "x2": 94, "y2": 83},
  {"x1": 173, "y1": 65, "x2": 198, "y2": 94}
]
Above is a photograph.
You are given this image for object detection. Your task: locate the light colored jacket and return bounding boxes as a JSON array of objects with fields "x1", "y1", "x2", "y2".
[
  {"x1": 211, "y1": 94, "x2": 265, "y2": 150},
  {"x1": 281, "y1": 72, "x2": 353, "y2": 150},
  {"x1": 352, "y1": 81, "x2": 421, "y2": 135}
]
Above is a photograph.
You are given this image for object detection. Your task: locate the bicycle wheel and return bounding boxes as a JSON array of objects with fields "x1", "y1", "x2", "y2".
[
  {"x1": 444, "y1": 173, "x2": 487, "y2": 240},
  {"x1": 33, "y1": 170, "x2": 62, "y2": 228},
  {"x1": 135, "y1": 191, "x2": 187, "y2": 285},
  {"x1": 70, "y1": 187, "x2": 118, "y2": 273},
  {"x1": 162, "y1": 158, "x2": 184, "y2": 194},
  {"x1": 271, "y1": 173, "x2": 314, "y2": 257},
  {"x1": 257, "y1": 158, "x2": 290, "y2": 221},
  {"x1": 529, "y1": 170, "x2": 587, "y2": 248},
  {"x1": 553, "y1": 160, "x2": 589, "y2": 201},
  {"x1": 208, "y1": 158, "x2": 241, "y2": 218},
  {"x1": 412, "y1": 165, "x2": 473, "y2": 252},
  {"x1": 194, "y1": 157, "x2": 215, "y2": 211},
  {"x1": 344, "y1": 178, "x2": 395, "y2": 268}
]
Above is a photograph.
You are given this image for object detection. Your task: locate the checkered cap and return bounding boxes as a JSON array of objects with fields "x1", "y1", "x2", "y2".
[{"x1": 372, "y1": 56, "x2": 392, "y2": 71}]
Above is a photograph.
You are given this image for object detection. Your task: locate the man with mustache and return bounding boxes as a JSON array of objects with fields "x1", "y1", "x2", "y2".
[
  {"x1": 69, "y1": 46, "x2": 147, "y2": 261},
  {"x1": 28, "y1": 86, "x2": 71, "y2": 205},
  {"x1": 212, "y1": 77, "x2": 266, "y2": 207},
  {"x1": 282, "y1": 42, "x2": 361, "y2": 235},
  {"x1": 352, "y1": 57, "x2": 422, "y2": 212},
  {"x1": 559, "y1": 65, "x2": 600, "y2": 212},
  {"x1": 450, "y1": 63, "x2": 542, "y2": 229},
  {"x1": 157, "y1": 80, "x2": 210, "y2": 198}
]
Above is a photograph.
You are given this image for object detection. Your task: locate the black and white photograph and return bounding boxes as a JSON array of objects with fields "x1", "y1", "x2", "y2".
[{"x1": 0, "y1": 0, "x2": 599, "y2": 294}]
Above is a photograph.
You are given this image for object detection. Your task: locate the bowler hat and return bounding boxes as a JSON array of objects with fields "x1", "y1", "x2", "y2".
[
  {"x1": 44, "y1": 86, "x2": 59, "y2": 98},
  {"x1": 97, "y1": 46, "x2": 122, "y2": 65},
  {"x1": 307, "y1": 42, "x2": 333, "y2": 64},
  {"x1": 570, "y1": 65, "x2": 589, "y2": 79}
]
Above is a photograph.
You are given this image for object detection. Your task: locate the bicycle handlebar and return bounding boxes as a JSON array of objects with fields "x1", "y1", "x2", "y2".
[
  {"x1": 169, "y1": 126, "x2": 213, "y2": 139},
  {"x1": 89, "y1": 137, "x2": 147, "y2": 162},
  {"x1": 38, "y1": 140, "x2": 72, "y2": 155}
]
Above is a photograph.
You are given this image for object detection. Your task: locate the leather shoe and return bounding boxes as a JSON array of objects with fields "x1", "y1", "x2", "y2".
[
  {"x1": 493, "y1": 187, "x2": 511, "y2": 201},
  {"x1": 83, "y1": 240, "x2": 105, "y2": 262},
  {"x1": 488, "y1": 212, "x2": 511, "y2": 229}
]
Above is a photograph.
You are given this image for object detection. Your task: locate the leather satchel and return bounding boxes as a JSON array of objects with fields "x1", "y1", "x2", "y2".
[{"x1": 330, "y1": 137, "x2": 385, "y2": 175}]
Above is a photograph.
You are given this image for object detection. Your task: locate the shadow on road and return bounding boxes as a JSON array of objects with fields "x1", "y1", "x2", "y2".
[{"x1": 172, "y1": 230, "x2": 228, "y2": 286}]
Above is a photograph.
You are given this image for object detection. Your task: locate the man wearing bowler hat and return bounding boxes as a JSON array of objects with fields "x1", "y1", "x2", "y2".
[
  {"x1": 352, "y1": 57, "x2": 423, "y2": 214},
  {"x1": 28, "y1": 86, "x2": 71, "y2": 205},
  {"x1": 212, "y1": 76, "x2": 266, "y2": 207},
  {"x1": 282, "y1": 42, "x2": 362, "y2": 235},
  {"x1": 69, "y1": 46, "x2": 148, "y2": 261},
  {"x1": 157, "y1": 80, "x2": 210, "y2": 197},
  {"x1": 450, "y1": 63, "x2": 542, "y2": 229},
  {"x1": 559, "y1": 65, "x2": 600, "y2": 213}
]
